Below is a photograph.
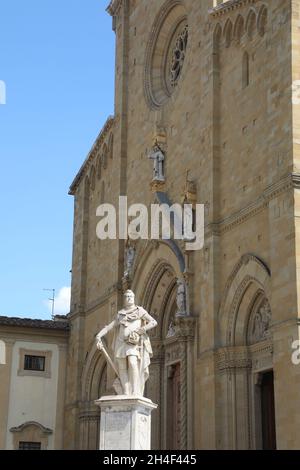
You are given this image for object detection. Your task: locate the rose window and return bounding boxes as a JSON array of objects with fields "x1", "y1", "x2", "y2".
[{"x1": 169, "y1": 25, "x2": 188, "y2": 88}]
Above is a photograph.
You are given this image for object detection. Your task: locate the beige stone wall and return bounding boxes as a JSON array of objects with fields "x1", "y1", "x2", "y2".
[{"x1": 66, "y1": 0, "x2": 300, "y2": 450}]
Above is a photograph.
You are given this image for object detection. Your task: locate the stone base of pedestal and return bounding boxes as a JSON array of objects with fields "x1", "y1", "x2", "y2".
[{"x1": 95, "y1": 395, "x2": 157, "y2": 450}]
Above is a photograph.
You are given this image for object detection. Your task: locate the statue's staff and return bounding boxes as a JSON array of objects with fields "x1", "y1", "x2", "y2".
[{"x1": 97, "y1": 338, "x2": 120, "y2": 378}]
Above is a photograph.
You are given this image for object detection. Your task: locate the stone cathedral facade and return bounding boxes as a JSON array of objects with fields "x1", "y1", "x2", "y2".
[
  {"x1": 3, "y1": 0, "x2": 300, "y2": 451},
  {"x1": 63, "y1": 0, "x2": 300, "y2": 449}
]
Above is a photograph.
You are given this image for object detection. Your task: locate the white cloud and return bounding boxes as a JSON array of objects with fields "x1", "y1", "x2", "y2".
[{"x1": 46, "y1": 286, "x2": 71, "y2": 316}]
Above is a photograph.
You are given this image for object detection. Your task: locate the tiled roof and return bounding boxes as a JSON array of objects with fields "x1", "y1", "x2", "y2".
[{"x1": 0, "y1": 316, "x2": 69, "y2": 331}]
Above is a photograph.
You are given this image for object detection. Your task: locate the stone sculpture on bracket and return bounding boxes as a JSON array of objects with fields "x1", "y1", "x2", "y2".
[
  {"x1": 124, "y1": 243, "x2": 136, "y2": 278},
  {"x1": 176, "y1": 278, "x2": 189, "y2": 317},
  {"x1": 96, "y1": 290, "x2": 157, "y2": 396},
  {"x1": 148, "y1": 144, "x2": 165, "y2": 182}
]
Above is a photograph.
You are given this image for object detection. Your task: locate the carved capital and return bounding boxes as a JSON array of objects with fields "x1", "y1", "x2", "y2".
[
  {"x1": 215, "y1": 346, "x2": 252, "y2": 372},
  {"x1": 174, "y1": 316, "x2": 196, "y2": 339}
]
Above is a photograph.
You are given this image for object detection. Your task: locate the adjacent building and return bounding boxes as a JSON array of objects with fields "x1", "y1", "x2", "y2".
[{"x1": 0, "y1": 316, "x2": 68, "y2": 450}]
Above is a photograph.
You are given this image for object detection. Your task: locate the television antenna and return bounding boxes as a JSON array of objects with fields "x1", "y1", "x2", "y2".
[{"x1": 43, "y1": 288, "x2": 55, "y2": 320}]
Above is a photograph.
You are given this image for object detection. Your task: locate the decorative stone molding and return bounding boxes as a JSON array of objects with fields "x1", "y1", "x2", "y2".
[
  {"x1": 211, "y1": 3, "x2": 268, "y2": 50},
  {"x1": 209, "y1": 0, "x2": 258, "y2": 17},
  {"x1": 248, "y1": 298, "x2": 271, "y2": 344},
  {"x1": 69, "y1": 116, "x2": 114, "y2": 195},
  {"x1": 10, "y1": 421, "x2": 52, "y2": 435},
  {"x1": 165, "y1": 342, "x2": 183, "y2": 365},
  {"x1": 10, "y1": 421, "x2": 52, "y2": 450},
  {"x1": 207, "y1": 172, "x2": 297, "y2": 236},
  {"x1": 216, "y1": 341, "x2": 273, "y2": 371},
  {"x1": 174, "y1": 316, "x2": 196, "y2": 339},
  {"x1": 251, "y1": 340, "x2": 273, "y2": 372},
  {"x1": 215, "y1": 346, "x2": 252, "y2": 372},
  {"x1": 218, "y1": 254, "x2": 271, "y2": 347},
  {"x1": 142, "y1": 259, "x2": 175, "y2": 311}
]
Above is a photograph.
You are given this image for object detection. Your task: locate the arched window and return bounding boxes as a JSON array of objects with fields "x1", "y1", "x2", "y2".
[
  {"x1": 257, "y1": 5, "x2": 268, "y2": 37},
  {"x1": 246, "y1": 9, "x2": 257, "y2": 39},
  {"x1": 89, "y1": 166, "x2": 96, "y2": 191},
  {"x1": 102, "y1": 144, "x2": 108, "y2": 170},
  {"x1": 242, "y1": 51, "x2": 250, "y2": 88},
  {"x1": 234, "y1": 15, "x2": 245, "y2": 43},
  {"x1": 0, "y1": 340, "x2": 6, "y2": 365},
  {"x1": 108, "y1": 133, "x2": 114, "y2": 160},
  {"x1": 97, "y1": 154, "x2": 102, "y2": 180},
  {"x1": 213, "y1": 23, "x2": 222, "y2": 52},
  {"x1": 224, "y1": 19, "x2": 233, "y2": 48}
]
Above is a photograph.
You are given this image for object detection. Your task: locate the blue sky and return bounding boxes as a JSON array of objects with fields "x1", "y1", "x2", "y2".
[{"x1": 0, "y1": 1, "x2": 115, "y2": 318}]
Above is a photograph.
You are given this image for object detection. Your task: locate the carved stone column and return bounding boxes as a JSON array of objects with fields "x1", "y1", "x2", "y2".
[
  {"x1": 163, "y1": 316, "x2": 196, "y2": 450},
  {"x1": 79, "y1": 404, "x2": 100, "y2": 450},
  {"x1": 175, "y1": 317, "x2": 195, "y2": 450}
]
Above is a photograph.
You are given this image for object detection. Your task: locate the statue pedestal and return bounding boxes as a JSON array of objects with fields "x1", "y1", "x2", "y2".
[{"x1": 95, "y1": 395, "x2": 157, "y2": 450}]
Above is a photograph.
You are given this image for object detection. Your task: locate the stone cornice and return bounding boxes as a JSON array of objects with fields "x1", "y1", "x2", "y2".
[
  {"x1": 69, "y1": 116, "x2": 114, "y2": 195},
  {"x1": 106, "y1": 0, "x2": 122, "y2": 16},
  {"x1": 206, "y1": 173, "x2": 299, "y2": 236},
  {"x1": 209, "y1": 0, "x2": 257, "y2": 18}
]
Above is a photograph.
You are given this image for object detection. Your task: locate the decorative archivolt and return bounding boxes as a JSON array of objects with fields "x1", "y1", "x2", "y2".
[
  {"x1": 130, "y1": 240, "x2": 186, "y2": 339},
  {"x1": 218, "y1": 254, "x2": 271, "y2": 347},
  {"x1": 132, "y1": 239, "x2": 184, "y2": 298},
  {"x1": 213, "y1": 4, "x2": 268, "y2": 49}
]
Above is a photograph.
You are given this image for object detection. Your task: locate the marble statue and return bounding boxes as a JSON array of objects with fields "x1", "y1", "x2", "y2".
[
  {"x1": 124, "y1": 245, "x2": 135, "y2": 277},
  {"x1": 148, "y1": 146, "x2": 165, "y2": 182},
  {"x1": 96, "y1": 290, "x2": 157, "y2": 396},
  {"x1": 176, "y1": 279, "x2": 187, "y2": 316}
]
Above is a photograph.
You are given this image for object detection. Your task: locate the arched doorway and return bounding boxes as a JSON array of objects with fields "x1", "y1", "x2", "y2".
[
  {"x1": 217, "y1": 254, "x2": 275, "y2": 449},
  {"x1": 132, "y1": 242, "x2": 195, "y2": 450}
]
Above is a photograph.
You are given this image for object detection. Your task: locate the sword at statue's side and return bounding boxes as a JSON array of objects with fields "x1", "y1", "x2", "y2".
[
  {"x1": 139, "y1": 332, "x2": 144, "y2": 378},
  {"x1": 97, "y1": 338, "x2": 120, "y2": 378}
]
